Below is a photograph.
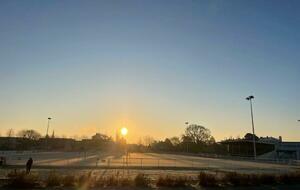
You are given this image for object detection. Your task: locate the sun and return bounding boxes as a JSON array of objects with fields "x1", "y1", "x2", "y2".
[{"x1": 121, "y1": 127, "x2": 128, "y2": 136}]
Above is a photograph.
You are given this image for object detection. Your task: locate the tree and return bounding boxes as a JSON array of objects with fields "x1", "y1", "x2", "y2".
[
  {"x1": 184, "y1": 124, "x2": 212, "y2": 144},
  {"x1": 170, "y1": 136, "x2": 181, "y2": 146},
  {"x1": 51, "y1": 130, "x2": 55, "y2": 138},
  {"x1": 164, "y1": 138, "x2": 173, "y2": 148},
  {"x1": 17, "y1": 129, "x2": 41, "y2": 140},
  {"x1": 6, "y1": 129, "x2": 15, "y2": 137},
  {"x1": 143, "y1": 136, "x2": 155, "y2": 146},
  {"x1": 244, "y1": 133, "x2": 259, "y2": 141},
  {"x1": 92, "y1": 133, "x2": 111, "y2": 142},
  {"x1": 208, "y1": 136, "x2": 216, "y2": 145}
]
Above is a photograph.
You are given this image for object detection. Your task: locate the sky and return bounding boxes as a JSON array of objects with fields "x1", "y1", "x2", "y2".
[{"x1": 0, "y1": 0, "x2": 299, "y2": 143}]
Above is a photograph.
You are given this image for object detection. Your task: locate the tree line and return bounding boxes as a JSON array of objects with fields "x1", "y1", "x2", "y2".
[
  {"x1": 130, "y1": 124, "x2": 227, "y2": 155},
  {"x1": 1, "y1": 125, "x2": 227, "y2": 155}
]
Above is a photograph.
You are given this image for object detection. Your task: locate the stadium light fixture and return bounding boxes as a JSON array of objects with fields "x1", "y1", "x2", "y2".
[{"x1": 46, "y1": 117, "x2": 52, "y2": 138}]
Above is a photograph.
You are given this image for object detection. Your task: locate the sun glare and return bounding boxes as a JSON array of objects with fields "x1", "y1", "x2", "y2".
[{"x1": 121, "y1": 127, "x2": 128, "y2": 136}]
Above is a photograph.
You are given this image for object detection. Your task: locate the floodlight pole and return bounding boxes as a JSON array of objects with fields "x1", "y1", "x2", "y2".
[
  {"x1": 185, "y1": 122, "x2": 189, "y2": 153},
  {"x1": 246, "y1": 96, "x2": 257, "y2": 160},
  {"x1": 46, "y1": 117, "x2": 52, "y2": 138}
]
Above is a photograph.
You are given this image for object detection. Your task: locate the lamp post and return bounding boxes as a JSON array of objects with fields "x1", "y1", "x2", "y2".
[
  {"x1": 46, "y1": 117, "x2": 52, "y2": 138},
  {"x1": 45, "y1": 117, "x2": 52, "y2": 151},
  {"x1": 246, "y1": 95, "x2": 256, "y2": 160},
  {"x1": 185, "y1": 122, "x2": 189, "y2": 153}
]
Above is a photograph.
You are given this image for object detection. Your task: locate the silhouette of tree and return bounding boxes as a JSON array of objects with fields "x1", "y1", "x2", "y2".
[
  {"x1": 208, "y1": 136, "x2": 216, "y2": 145},
  {"x1": 17, "y1": 129, "x2": 41, "y2": 140},
  {"x1": 244, "y1": 133, "x2": 259, "y2": 141},
  {"x1": 51, "y1": 130, "x2": 55, "y2": 138},
  {"x1": 170, "y1": 136, "x2": 181, "y2": 146},
  {"x1": 164, "y1": 138, "x2": 173, "y2": 148},
  {"x1": 6, "y1": 129, "x2": 15, "y2": 137},
  {"x1": 184, "y1": 124, "x2": 211, "y2": 144},
  {"x1": 143, "y1": 136, "x2": 155, "y2": 146},
  {"x1": 92, "y1": 133, "x2": 111, "y2": 142}
]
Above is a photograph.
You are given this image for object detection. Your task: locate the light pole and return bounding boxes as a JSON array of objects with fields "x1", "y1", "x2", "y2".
[
  {"x1": 46, "y1": 117, "x2": 52, "y2": 138},
  {"x1": 246, "y1": 95, "x2": 256, "y2": 160},
  {"x1": 185, "y1": 122, "x2": 189, "y2": 153}
]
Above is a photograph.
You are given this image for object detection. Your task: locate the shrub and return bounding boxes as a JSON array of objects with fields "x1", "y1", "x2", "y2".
[
  {"x1": 198, "y1": 172, "x2": 218, "y2": 187},
  {"x1": 119, "y1": 177, "x2": 133, "y2": 186},
  {"x1": 172, "y1": 176, "x2": 189, "y2": 187},
  {"x1": 6, "y1": 170, "x2": 40, "y2": 188},
  {"x1": 223, "y1": 172, "x2": 250, "y2": 186},
  {"x1": 94, "y1": 176, "x2": 105, "y2": 187},
  {"x1": 62, "y1": 175, "x2": 76, "y2": 187},
  {"x1": 157, "y1": 175, "x2": 188, "y2": 187},
  {"x1": 278, "y1": 172, "x2": 300, "y2": 184},
  {"x1": 46, "y1": 171, "x2": 62, "y2": 187},
  {"x1": 77, "y1": 173, "x2": 94, "y2": 188},
  {"x1": 259, "y1": 174, "x2": 277, "y2": 185},
  {"x1": 134, "y1": 173, "x2": 151, "y2": 187},
  {"x1": 222, "y1": 172, "x2": 278, "y2": 186},
  {"x1": 105, "y1": 175, "x2": 119, "y2": 187}
]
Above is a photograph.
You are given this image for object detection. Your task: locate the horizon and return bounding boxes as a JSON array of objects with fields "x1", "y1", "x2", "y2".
[{"x1": 1, "y1": 0, "x2": 300, "y2": 143}]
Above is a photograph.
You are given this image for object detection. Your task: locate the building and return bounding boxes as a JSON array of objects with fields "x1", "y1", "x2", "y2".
[
  {"x1": 220, "y1": 139, "x2": 275, "y2": 157},
  {"x1": 221, "y1": 135, "x2": 300, "y2": 160},
  {"x1": 276, "y1": 141, "x2": 300, "y2": 160}
]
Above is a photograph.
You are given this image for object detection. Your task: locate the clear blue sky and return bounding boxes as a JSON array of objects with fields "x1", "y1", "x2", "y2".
[{"x1": 0, "y1": 0, "x2": 299, "y2": 142}]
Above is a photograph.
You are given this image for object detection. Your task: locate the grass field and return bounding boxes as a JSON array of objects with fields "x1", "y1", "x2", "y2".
[
  {"x1": 1, "y1": 151, "x2": 300, "y2": 189},
  {"x1": 1, "y1": 151, "x2": 299, "y2": 174}
]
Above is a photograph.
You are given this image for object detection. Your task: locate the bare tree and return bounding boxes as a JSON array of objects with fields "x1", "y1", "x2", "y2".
[
  {"x1": 170, "y1": 136, "x2": 181, "y2": 146},
  {"x1": 143, "y1": 136, "x2": 155, "y2": 146},
  {"x1": 184, "y1": 124, "x2": 212, "y2": 144},
  {"x1": 17, "y1": 129, "x2": 41, "y2": 140},
  {"x1": 6, "y1": 129, "x2": 15, "y2": 137}
]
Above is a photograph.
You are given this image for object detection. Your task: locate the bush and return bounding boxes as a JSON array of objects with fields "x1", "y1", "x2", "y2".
[
  {"x1": 198, "y1": 172, "x2": 218, "y2": 187},
  {"x1": 172, "y1": 176, "x2": 189, "y2": 187},
  {"x1": 94, "y1": 176, "x2": 105, "y2": 187},
  {"x1": 62, "y1": 175, "x2": 76, "y2": 187},
  {"x1": 222, "y1": 172, "x2": 278, "y2": 186},
  {"x1": 259, "y1": 174, "x2": 277, "y2": 185},
  {"x1": 46, "y1": 171, "x2": 62, "y2": 187},
  {"x1": 105, "y1": 175, "x2": 119, "y2": 187},
  {"x1": 6, "y1": 170, "x2": 40, "y2": 188},
  {"x1": 134, "y1": 173, "x2": 151, "y2": 187},
  {"x1": 157, "y1": 175, "x2": 188, "y2": 187},
  {"x1": 223, "y1": 172, "x2": 248, "y2": 186},
  {"x1": 278, "y1": 172, "x2": 300, "y2": 184},
  {"x1": 77, "y1": 173, "x2": 93, "y2": 188},
  {"x1": 119, "y1": 177, "x2": 133, "y2": 186}
]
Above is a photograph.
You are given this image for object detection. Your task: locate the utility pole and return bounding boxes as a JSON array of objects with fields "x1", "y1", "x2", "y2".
[
  {"x1": 185, "y1": 122, "x2": 189, "y2": 153},
  {"x1": 246, "y1": 96, "x2": 256, "y2": 160},
  {"x1": 46, "y1": 117, "x2": 52, "y2": 150},
  {"x1": 46, "y1": 117, "x2": 52, "y2": 138}
]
